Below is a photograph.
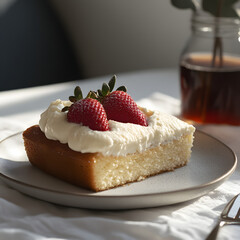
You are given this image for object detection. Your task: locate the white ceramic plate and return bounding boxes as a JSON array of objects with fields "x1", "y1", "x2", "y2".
[{"x1": 0, "y1": 131, "x2": 237, "y2": 210}]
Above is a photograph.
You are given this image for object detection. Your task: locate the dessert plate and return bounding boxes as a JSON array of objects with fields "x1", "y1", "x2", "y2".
[{"x1": 0, "y1": 131, "x2": 237, "y2": 210}]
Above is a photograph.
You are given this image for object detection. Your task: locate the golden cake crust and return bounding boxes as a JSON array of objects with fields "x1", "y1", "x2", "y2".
[{"x1": 23, "y1": 125, "x2": 98, "y2": 190}]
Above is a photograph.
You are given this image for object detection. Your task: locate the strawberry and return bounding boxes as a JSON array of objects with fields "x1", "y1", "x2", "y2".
[
  {"x1": 102, "y1": 91, "x2": 148, "y2": 126},
  {"x1": 62, "y1": 87, "x2": 109, "y2": 131},
  {"x1": 96, "y1": 75, "x2": 148, "y2": 126},
  {"x1": 62, "y1": 75, "x2": 148, "y2": 130},
  {"x1": 67, "y1": 98, "x2": 109, "y2": 131}
]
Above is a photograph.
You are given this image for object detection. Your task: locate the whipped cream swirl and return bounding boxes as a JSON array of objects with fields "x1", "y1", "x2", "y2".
[{"x1": 39, "y1": 99, "x2": 195, "y2": 156}]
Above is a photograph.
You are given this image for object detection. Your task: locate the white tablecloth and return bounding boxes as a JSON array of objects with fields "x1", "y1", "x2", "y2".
[{"x1": 0, "y1": 69, "x2": 239, "y2": 240}]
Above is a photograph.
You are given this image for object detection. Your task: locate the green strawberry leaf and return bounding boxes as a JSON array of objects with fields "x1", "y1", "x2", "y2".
[
  {"x1": 109, "y1": 75, "x2": 116, "y2": 92},
  {"x1": 86, "y1": 91, "x2": 98, "y2": 99},
  {"x1": 91, "y1": 91, "x2": 98, "y2": 99},
  {"x1": 74, "y1": 86, "x2": 83, "y2": 100},
  {"x1": 69, "y1": 96, "x2": 77, "y2": 102},
  {"x1": 102, "y1": 83, "x2": 110, "y2": 96},
  {"x1": 116, "y1": 86, "x2": 127, "y2": 92},
  {"x1": 97, "y1": 89, "x2": 103, "y2": 97},
  {"x1": 61, "y1": 106, "x2": 70, "y2": 112}
]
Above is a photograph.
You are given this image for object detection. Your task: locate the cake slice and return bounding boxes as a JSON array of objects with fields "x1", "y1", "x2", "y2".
[{"x1": 23, "y1": 76, "x2": 195, "y2": 192}]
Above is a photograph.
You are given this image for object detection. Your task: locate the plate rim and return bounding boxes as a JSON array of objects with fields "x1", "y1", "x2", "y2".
[{"x1": 0, "y1": 130, "x2": 237, "y2": 200}]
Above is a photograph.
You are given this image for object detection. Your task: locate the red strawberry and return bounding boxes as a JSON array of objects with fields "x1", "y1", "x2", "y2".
[
  {"x1": 63, "y1": 76, "x2": 148, "y2": 130},
  {"x1": 102, "y1": 91, "x2": 148, "y2": 126},
  {"x1": 67, "y1": 98, "x2": 109, "y2": 131}
]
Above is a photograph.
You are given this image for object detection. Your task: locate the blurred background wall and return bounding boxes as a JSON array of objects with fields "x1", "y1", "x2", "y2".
[
  {"x1": 50, "y1": 0, "x2": 191, "y2": 78},
  {"x1": 0, "y1": 0, "x2": 191, "y2": 91}
]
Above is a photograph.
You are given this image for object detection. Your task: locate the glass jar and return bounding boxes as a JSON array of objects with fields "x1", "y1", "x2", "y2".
[{"x1": 180, "y1": 11, "x2": 240, "y2": 125}]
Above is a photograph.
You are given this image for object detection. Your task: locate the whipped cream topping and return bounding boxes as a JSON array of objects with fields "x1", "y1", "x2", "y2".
[{"x1": 39, "y1": 99, "x2": 195, "y2": 156}]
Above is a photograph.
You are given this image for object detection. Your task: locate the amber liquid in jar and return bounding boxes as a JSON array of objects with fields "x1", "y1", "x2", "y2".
[{"x1": 180, "y1": 53, "x2": 240, "y2": 125}]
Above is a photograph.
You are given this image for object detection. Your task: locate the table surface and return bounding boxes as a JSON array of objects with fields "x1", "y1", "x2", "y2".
[{"x1": 0, "y1": 69, "x2": 239, "y2": 240}]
